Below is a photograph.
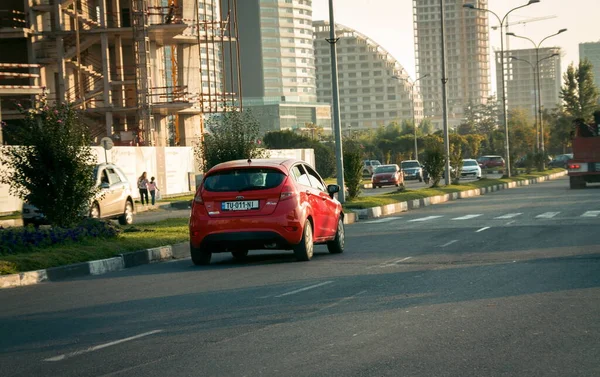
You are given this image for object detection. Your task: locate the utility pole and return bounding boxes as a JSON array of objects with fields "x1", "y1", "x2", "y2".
[
  {"x1": 440, "y1": 0, "x2": 450, "y2": 185},
  {"x1": 327, "y1": 0, "x2": 344, "y2": 203}
]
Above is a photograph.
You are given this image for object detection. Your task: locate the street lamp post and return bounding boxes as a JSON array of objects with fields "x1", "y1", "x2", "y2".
[
  {"x1": 464, "y1": 0, "x2": 540, "y2": 178},
  {"x1": 510, "y1": 56, "x2": 539, "y2": 151},
  {"x1": 507, "y1": 29, "x2": 566, "y2": 156},
  {"x1": 392, "y1": 74, "x2": 429, "y2": 160}
]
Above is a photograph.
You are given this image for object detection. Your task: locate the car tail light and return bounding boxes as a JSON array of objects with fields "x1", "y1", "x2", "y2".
[
  {"x1": 569, "y1": 164, "x2": 580, "y2": 169},
  {"x1": 280, "y1": 180, "x2": 297, "y2": 201},
  {"x1": 193, "y1": 192, "x2": 204, "y2": 204}
]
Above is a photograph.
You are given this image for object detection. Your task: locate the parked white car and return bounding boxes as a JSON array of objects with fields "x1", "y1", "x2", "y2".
[{"x1": 461, "y1": 159, "x2": 482, "y2": 179}]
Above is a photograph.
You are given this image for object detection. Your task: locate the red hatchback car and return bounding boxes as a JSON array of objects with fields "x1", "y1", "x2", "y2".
[
  {"x1": 372, "y1": 164, "x2": 404, "y2": 188},
  {"x1": 189, "y1": 159, "x2": 345, "y2": 265}
]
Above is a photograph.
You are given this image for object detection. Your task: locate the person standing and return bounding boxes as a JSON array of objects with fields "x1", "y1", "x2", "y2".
[
  {"x1": 147, "y1": 176, "x2": 160, "y2": 206},
  {"x1": 137, "y1": 172, "x2": 149, "y2": 206}
]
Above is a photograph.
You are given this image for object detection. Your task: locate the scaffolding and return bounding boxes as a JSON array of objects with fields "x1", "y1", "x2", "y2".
[{"x1": 0, "y1": 0, "x2": 242, "y2": 147}]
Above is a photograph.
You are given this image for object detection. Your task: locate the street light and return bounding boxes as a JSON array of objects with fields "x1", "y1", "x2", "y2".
[
  {"x1": 463, "y1": 0, "x2": 540, "y2": 177},
  {"x1": 507, "y1": 29, "x2": 566, "y2": 157},
  {"x1": 392, "y1": 73, "x2": 429, "y2": 160},
  {"x1": 510, "y1": 56, "x2": 539, "y2": 151}
]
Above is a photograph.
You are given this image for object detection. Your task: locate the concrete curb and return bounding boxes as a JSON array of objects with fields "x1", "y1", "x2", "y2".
[
  {"x1": 345, "y1": 171, "x2": 566, "y2": 224},
  {"x1": 0, "y1": 241, "x2": 189, "y2": 289}
]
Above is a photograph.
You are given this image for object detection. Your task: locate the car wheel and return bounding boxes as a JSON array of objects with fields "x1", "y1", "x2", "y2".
[
  {"x1": 327, "y1": 218, "x2": 345, "y2": 254},
  {"x1": 118, "y1": 200, "x2": 134, "y2": 225},
  {"x1": 190, "y1": 244, "x2": 212, "y2": 265},
  {"x1": 231, "y1": 250, "x2": 249, "y2": 260},
  {"x1": 90, "y1": 202, "x2": 100, "y2": 219},
  {"x1": 294, "y1": 220, "x2": 314, "y2": 262}
]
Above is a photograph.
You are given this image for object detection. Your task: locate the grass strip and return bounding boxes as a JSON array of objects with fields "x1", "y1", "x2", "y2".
[
  {"x1": 343, "y1": 169, "x2": 564, "y2": 210},
  {"x1": 0, "y1": 218, "x2": 189, "y2": 275}
]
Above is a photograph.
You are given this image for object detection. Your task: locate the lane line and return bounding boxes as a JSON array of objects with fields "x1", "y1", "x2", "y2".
[
  {"x1": 440, "y1": 240, "x2": 458, "y2": 247},
  {"x1": 451, "y1": 214, "x2": 482, "y2": 220},
  {"x1": 44, "y1": 330, "x2": 163, "y2": 362},
  {"x1": 536, "y1": 212, "x2": 560, "y2": 219},
  {"x1": 505, "y1": 220, "x2": 516, "y2": 225},
  {"x1": 364, "y1": 217, "x2": 402, "y2": 224},
  {"x1": 495, "y1": 213, "x2": 522, "y2": 219},
  {"x1": 475, "y1": 227, "x2": 490, "y2": 233},
  {"x1": 368, "y1": 256, "x2": 412, "y2": 269},
  {"x1": 317, "y1": 290, "x2": 368, "y2": 312},
  {"x1": 275, "y1": 281, "x2": 333, "y2": 298},
  {"x1": 408, "y1": 215, "x2": 443, "y2": 222},
  {"x1": 581, "y1": 211, "x2": 600, "y2": 217}
]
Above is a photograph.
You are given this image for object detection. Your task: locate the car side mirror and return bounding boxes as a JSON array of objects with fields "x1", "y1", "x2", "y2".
[
  {"x1": 327, "y1": 184, "x2": 340, "y2": 198},
  {"x1": 100, "y1": 182, "x2": 110, "y2": 189}
]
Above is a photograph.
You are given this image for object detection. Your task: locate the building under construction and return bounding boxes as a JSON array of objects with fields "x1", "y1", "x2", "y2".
[{"x1": 0, "y1": 0, "x2": 241, "y2": 146}]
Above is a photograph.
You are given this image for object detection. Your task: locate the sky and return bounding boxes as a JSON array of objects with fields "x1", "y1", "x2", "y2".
[{"x1": 312, "y1": 0, "x2": 598, "y2": 94}]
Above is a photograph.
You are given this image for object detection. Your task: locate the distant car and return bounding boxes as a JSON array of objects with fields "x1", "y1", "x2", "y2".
[
  {"x1": 188, "y1": 158, "x2": 345, "y2": 265},
  {"x1": 362, "y1": 160, "x2": 382, "y2": 176},
  {"x1": 401, "y1": 160, "x2": 423, "y2": 182},
  {"x1": 372, "y1": 164, "x2": 404, "y2": 188},
  {"x1": 548, "y1": 153, "x2": 573, "y2": 168},
  {"x1": 22, "y1": 163, "x2": 135, "y2": 227},
  {"x1": 461, "y1": 159, "x2": 482, "y2": 179},
  {"x1": 477, "y1": 155, "x2": 505, "y2": 169}
]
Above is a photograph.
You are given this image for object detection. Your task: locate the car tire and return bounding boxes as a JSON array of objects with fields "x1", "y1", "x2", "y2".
[
  {"x1": 190, "y1": 244, "x2": 212, "y2": 266},
  {"x1": 118, "y1": 200, "x2": 134, "y2": 225},
  {"x1": 294, "y1": 220, "x2": 314, "y2": 262},
  {"x1": 327, "y1": 218, "x2": 345, "y2": 254},
  {"x1": 231, "y1": 250, "x2": 248, "y2": 260},
  {"x1": 90, "y1": 202, "x2": 100, "y2": 219}
]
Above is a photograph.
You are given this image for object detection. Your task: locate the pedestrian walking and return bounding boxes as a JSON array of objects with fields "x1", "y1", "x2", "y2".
[
  {"x1": 147, "y1": 176, "x2": 160, "y2": 206},
  {"x1": 137, "y1": 172, "x2": 149, "y2": 206}
]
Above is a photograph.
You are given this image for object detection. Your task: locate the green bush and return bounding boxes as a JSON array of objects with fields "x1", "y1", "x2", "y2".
[
  {"x1": 343, "y1": 146, "x2": 363, "y2": 200},
  {"x1": 423, "y1": 147, "x2": 446, "y2": 188},
  {"x1": 0, "y1": 99, "x2": 98, "y2": 228},
  {"x1": 195, "y1": 110, "x2": 267, "y2": 171}
]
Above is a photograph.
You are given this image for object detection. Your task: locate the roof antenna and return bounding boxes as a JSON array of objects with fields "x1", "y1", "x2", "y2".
[{"x1": 247, "y1": 158, "x2": 252, "y2": 164}]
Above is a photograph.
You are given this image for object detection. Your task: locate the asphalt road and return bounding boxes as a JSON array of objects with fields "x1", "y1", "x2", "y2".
[{"x1": 1, "y1": 176, "x2": 599, "y2": 377}]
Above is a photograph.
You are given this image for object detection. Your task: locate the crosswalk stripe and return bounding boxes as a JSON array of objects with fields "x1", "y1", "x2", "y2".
[
  {"x1": 536, "y1": 212, "x2": 560, "y2": 219},
  {"x1": 495, "y1": 213, "x2": 522, "y2": 219},
  {"x1": 451, "y1": 214, "x2": 482, "y2": 220},
  {"x1": 581, "y1": 211, "x2": 600, "y2": 217},
  {"x1": 408, "y1": 215, "x2": 443, "y2": 222},
  {"x1": 364, "y1": 217, "x2": 402, "y2": 224}
]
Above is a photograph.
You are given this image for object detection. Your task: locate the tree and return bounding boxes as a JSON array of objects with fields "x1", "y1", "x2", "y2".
[
  {"x1": 263, "y1": 130, "x2": 308, "y2": 148},
  {"x1": 560, "y1": 59, "x2": 599, "y2": 121},
  {"x1": 464, "y1": 134, "x2": 485, "y2": 158},
  {"x1": 547, "y1": 108, "x2": 573, "y2": 154},
  {"x1": 0, "y1": 100, "x2": 97, "y2": 228},
  {"x1": 449, "y1": 134, "x2": 464, "y2": 184},
  {"x1": 343, "y1": 140, "x2": 363, "y2": 200},
  {"x1": 419, "y1": 119, "x2": 434, "y2": 135},
  {"x1": 196, "y1": 110, "x2": 267, "y2": 171},
  {"x1": 422, "y1": 136, "x2": 446, "y2": 187}
]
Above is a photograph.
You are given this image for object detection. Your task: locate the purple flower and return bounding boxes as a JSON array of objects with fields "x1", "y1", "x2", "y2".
[
  {"x1": 17, "y1": 103, "x2": 22, "y2": 107},
  {"x1": 57, "y1": 119, "x2": 62, "y2": 124},
  {"x1": 54, "y1": 110, "x2": 58, "y2": 115}
]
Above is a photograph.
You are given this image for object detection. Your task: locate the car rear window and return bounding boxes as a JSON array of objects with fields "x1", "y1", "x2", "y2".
[
  {"x1": 401, "y1": 161, "x2": 420, "y2": 169},
  {"x1": 375, "y1": 166, "x2": 397, "y2": 173},
  {"x1": 204, "y1": 168, "x2": 286, "y2": 192},
  {"x1": 463, "y1": 160, "x2": 478, "y2": 166}
]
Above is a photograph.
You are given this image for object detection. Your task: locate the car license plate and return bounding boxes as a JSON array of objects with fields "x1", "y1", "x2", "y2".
[
  {"x1": 221, "y1": 200, "x2": 259, "y2": 211},
  {"x1": 381, "y1": 180, "x2": 389, "y2": 183}
]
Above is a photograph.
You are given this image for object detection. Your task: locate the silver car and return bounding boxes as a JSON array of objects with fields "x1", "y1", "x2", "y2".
[{"x1": 22, "y1": 163, "x2": 135, "y2": 227}]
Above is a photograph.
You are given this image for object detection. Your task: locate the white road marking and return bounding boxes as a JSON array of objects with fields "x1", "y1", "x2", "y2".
[
  {"x1": 408, "y1": 215, "x2": 443, "y2": 222},
  {"x1": 582, "y1": 211, "x2": 600, "y2": 217},
  {"x1": 451, "y1": 214, "x2": 482, "y2": 220},
  {"x1": 495, "y1": 213, "x2": 522, "y2": 219},
  {"x1": 475, "y1": 227, "x2": 491, "y2": 233},
  {"x1": 505, "y1": 220, "x2": 516, "y2": 225},
  {"x1": 536, "y1": 212, "x2": 560, "y2": 219},
  {"x1": 44, "y1": 330, "x2": 163, "y2": 362},
  {"x1": 364, "y1": 217, "x2": 402, "y2": 224},
  {"x1": 274, "y1": 281, "x2": 333, "y2": 298},
  {"x1": 440, "y1": 240, "x2": 459, "y2": 247},
  {"x1": 368, "y1": 257, "x2": 412, "y2": 269}
]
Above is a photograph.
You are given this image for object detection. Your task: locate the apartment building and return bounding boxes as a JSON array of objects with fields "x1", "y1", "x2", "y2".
[
  {"x1": 413, "y1": 0, "x2": 491, "y2": 129},
  {"x1": 0, "y1": 0, "x2": 241, "y2": 147},
  {"x1": 229, "y1": 0, "x2": 331, "y2": 134},
  {"x1": 501, "y1": 47, "x2": 562, "y2": 118},
  {"x1": 313, "y1": 21, "x2": 423, "y2": 132},
  {"x1": 579, "y1": 41, "x2": 600, "y2": 97}
]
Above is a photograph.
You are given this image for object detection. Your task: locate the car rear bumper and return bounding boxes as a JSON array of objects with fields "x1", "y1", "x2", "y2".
[
  {"x1": 372, "y1": 179, "x2": 400, "y2": 186},
  {"x1": 189, "y1": 211, "x2": 304, "y2": 252}
]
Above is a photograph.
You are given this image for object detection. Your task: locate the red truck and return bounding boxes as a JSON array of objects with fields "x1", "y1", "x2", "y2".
[{"x1": 567, "y1": 121, "x2": 600, "y2": 189}]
